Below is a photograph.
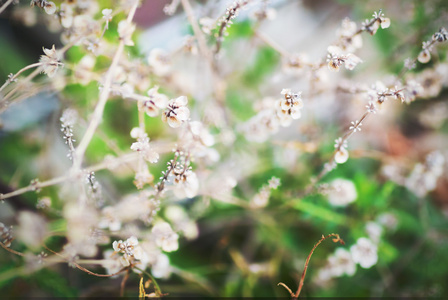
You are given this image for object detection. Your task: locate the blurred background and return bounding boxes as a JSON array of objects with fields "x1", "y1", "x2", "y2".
[{"x1": 0, "y1": 0, "x2": 448, "y2": 297}]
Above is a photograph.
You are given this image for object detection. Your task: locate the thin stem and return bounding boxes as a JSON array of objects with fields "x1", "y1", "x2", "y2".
[
  {"x1": 0, "y1": 152, "x2": 139, "y2": 201},
  {"x1": 0, "y1": 0, "x2": 13, "y2": 15},
  {"x1": 134, "y1": 267, "x2": 164, "y2": 297},
  {"x1": 278, "y1": 234, "x2": 344, "y2": 299},
  {"x1": 0, "y1": 63, "x2": 43, "y2": 94},
  {"x1": 73, "y1": 2, "x2": 139, "y2": 171},
  {"x1": 254, "y1": 30, "x2": 290, "y2": 57}
]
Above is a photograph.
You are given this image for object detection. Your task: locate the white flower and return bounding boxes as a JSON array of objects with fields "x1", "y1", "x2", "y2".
[
  {"x1": 102, "y1": 8, "x2": 113, "y2": 23},
  {"x1": 327, "y1": 178, "x2": 357, "y2": 206},
  {"x1": 334, "y1": 147, "x2": 349, "y2": 164},
  {"x1": 151, "y1": 253, "x2": 171, "y2": 278},
  {"x1": 118, "y1": 20, "x2": 136, "y2": 46},
  {"x1": 327, "y1": 248, "x2": 356, "y2": 277},
  {"x1": 365, "y1": 221, "x2": 383, "y2": 244},
  {"x1": 130, "y1": 135, "x2": 159, "y2": 163},
  {"x1": 141, "y1": 87, "x2": 168, "y2": 117},
  {"x1": 152, "y1": 222, "x2": 179, "y2": 252},
  {"x1": 39, "y1": 45, "x2": 63, "y2": 78},
  {"x1": 349, "y1": 120, "x2": 363, "y2": 132},
  {"x1": 350, "y1": 237, "x2": 378, "y2": 269},
  {"x1": 418, "y1": 49, "x2": 431, "y2": 64},
  {"x1": 44, "y1": 2, "x2": 57, "y2": 15},
  {"x1": 162, "y1": 96, "x2": 190, "y2": 128},
  {"x1": 148, "y1": 48, "x2": 171, "y2": 76},
  {"x1": 112, "y1": 236, "x2": 141, "y2": 266},
  {"x1": 366, "y1": 101, "x2": 377, "y2": 113},
  {"x1": 98, "y1": 207, "x2": 121, "y2": 231},
  {"x1": 102, "y1": 250, "x2": 123, "y2": 275},
  {"x1": 17, "y1": 211, "x2": 48, "y2": 250},
  {"x1": 173, "y1": 170, "x2": 199, "y2": 199},
  {"x1": 344, "y1": 54, "x2": 363, "y2": 70}
]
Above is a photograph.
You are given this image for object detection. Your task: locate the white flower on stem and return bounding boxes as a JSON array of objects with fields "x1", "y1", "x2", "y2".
[
  {"x1": 102, "y1": 8, "x2": 113, "y2": 25},
  {"x1": 130, "y1": 135, "x2": 159, "y2": 163},
  {"x1": 152, "y1": 253, "x2": 172, "y2": 278},
  {"x1": 327, "y1": 178, "x2": 357, "y2": 206},
  {"x1": 112, "y1": 236, "x2": 141, "y2": 266},
  {"x1": 142, "y1": 86, "x2": 168, "y2": 117},
  {"x1": 366, "y1": 101, "x2": 377, "y2": 113},
  {"x1": 39, "y1": 45, "x2": 63, "y2": 78},
  {"x1": 102, "y1": 250, "x2": 122, "y2": 275},
  {"x1": 173, "y1": 169, "x2": 199, "y2": 199},
  {"x1": 334, "y1": 137, "x2": 349, "y2": 164},
  {"x1": 344, "y1": 54, "x2": 363, "y2": 70},
  {"x1": 148, "y1": 48, "x2": 171, "y2": 76},
  {"x1": 350, "y1": 237, "x2": 378, "y2": 269},
  {"x1": 335, "y1": 147, "x2": 349, "y2": 164},
  {"x1": 60, "y1": 3, "x2": 73, "y2": 28},
  {"x1": 349, "y1": 120, "x2": 362, "y2": 133},
  {"x1": 373, "y1": 10, "x2": 390, "y2": 29},
  {"x1": 118, "y1": 20, "x2": 136, "y2": 46},
  {"x1": 327, "y1": 248, "x2": 356, "y2": 277},
  {"x1": 418, "y1": 49, "x2": 431, "y2": 64},
  {"x1": 337, "y1": 18, "x2": 363, "y2": 52},
  {"x1": 162, "y1": 96, "x2": 190, "y2": 128},
  {"x1": 152, "y1": 222, "x2": 179, "y2": 252},
  {"x1": 365, "y1": 221, "x2": 383, "y2": 244},
  {"x1": 98, "y1": 207, "x2": 121, "y2": 231}
]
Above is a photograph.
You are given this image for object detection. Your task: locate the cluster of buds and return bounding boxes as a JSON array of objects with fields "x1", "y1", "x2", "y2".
[
  {"x1": 242, "y1": 89, "x2": 304, "y2": 142},
  {"x1": 327, "y1": 47, "x2": 363, "y2": 72},
  {"x1": 418, "y1": 27, "x2": 448, "y2": 64},
  {"x1": 215, "y1": 0, "x2": 250, "y2": 52},
  {"x1": 30, "y1": 0, "x2": 56, "y2": 15}
]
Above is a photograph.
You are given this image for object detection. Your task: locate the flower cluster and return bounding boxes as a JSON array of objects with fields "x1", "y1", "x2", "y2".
[
  {"x1": 418, "y1": 27, "x2": 448, "y2": 64},
  {"x1": 243, "y1": 89, "x2": 304, "y2": 142}
]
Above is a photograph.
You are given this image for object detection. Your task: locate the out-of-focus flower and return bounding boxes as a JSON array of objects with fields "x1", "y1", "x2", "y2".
[
  {"x1": 350, "y1": 237, "x2": 378, "y2": 269},
  {"x1": 152, "y1": 222, "x2": 179, "y2": 252},
  {"x1": 39, "y1": 45, "x2": 63, "y2": 78},
  {"x1": 327, "y1": 178, "x2": 357, "y2": 206}
]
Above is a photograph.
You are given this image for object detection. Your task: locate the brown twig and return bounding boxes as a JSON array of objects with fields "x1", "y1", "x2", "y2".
[{"x1": 278, "y1": 233, "x2": 345, "y2": 299}]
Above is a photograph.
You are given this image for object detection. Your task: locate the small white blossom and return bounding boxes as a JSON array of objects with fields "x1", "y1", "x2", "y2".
[
  {"x1": 162, "y1": 96, "x2": 190, "y2": 128},
  {"x1": 148, "y1": 48, "x2": 171, "y2": 76},
  {"x1": 39, "y1": 45, "x2": 63, "y2": 78},
  {"x1": 349, "y1": 120, "x2": 363, "y2": 132},
  {"x1": 334, "y1": 147, "x2": 349, "y2": 164},
  {"x1": 366, "y1": 101, "x2": 377, "y2": 113},
  {"x1": 118, "y1": 20, "x2": 136, "y2": 46},
  {"x1": 327, "y1": 248, "x2": 356, "y2": 277},
  {"x1": 130, "y1": 135, "x2": 159, "y2": 163},
  {"x1": 327, "y1": 178, "x2": 357, "y2": 206},
  {"x1": 350, "y1": 237, "x2": 378, "y2": 269},
  {"x1": 152, "y1": 222, "x2": 179, "y2": 252}
]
